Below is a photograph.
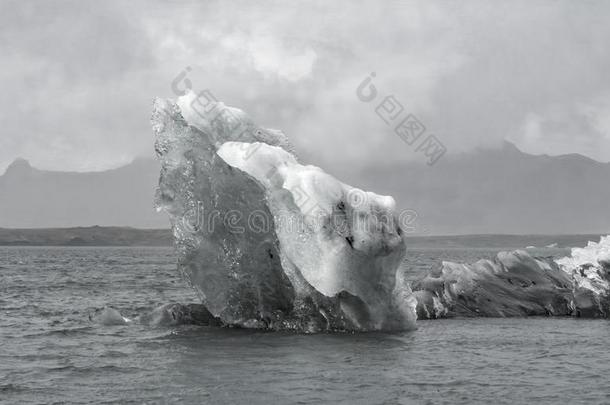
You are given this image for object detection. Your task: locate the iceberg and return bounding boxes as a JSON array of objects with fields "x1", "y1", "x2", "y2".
[
  {"x1": 89, "y1": 307, "x2": 131, "y2": 326},
  {"x1": 151, "y1": 90, "x2": 416, "y2": 332},
  {"x1": 556, "y1": 235, "x2": 610, "y2": 317},
  {"x1": 413, "y1": 236, "x2": 610, "y2": 319}
]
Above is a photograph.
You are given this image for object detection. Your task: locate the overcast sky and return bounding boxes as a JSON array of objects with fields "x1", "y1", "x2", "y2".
[{"x1": 1, "y1": 0, "x2": 609, "y2": 174}]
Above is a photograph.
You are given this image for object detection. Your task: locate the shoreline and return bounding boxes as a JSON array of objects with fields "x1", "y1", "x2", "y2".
[{"x1": 0, "y1": 226, "x2": 604, "y2": 248}]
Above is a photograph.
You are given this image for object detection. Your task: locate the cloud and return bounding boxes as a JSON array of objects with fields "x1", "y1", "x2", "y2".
[
  {"x1": 0, "y1": 0, "x2": 159, "y2": 171},
  {"x1": 218, "y1": 31, "x2": 318, "y2": 81},
  {"x1": 1, "y1": 0, "x2": 610, "y2": 175},
  {"x1": 508, "y1": 95, "x2": 610, "y2": 162}
]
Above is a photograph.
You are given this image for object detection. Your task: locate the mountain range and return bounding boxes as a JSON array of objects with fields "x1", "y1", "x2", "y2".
[
  {"x1": 1, "y1": 142, "x2": 608, "y2": 234},
  {"x1": 354, "y1": 142, "x2": 610, "y2": 234},
  {"x1": 0, "y1": 157, "x2": 164, "y2": 228}
]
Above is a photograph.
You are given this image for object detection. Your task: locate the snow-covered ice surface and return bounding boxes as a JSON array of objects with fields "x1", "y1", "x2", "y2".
[
  {"x1": 413, "y1": 236, "x2": 610, "y2": 318},
  {"x1": 152, "y1": 91, "x2": 416, "y2": 332}
]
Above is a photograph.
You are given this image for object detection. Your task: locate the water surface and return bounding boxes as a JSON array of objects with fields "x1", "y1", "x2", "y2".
[{"x1": 1, "y1": 246, "x2": 608, "y2": 404}]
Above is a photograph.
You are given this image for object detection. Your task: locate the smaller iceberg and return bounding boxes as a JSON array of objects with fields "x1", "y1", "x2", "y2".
[
  {"x1": 413, "y1": 236, "x2": 610, "y2": 318},
  {"x1": 556, "y1": 235, "x2": 610, "y2": 317},
  {"x1": 89, "y1": 307, "x2": 131, "y2": 326}
]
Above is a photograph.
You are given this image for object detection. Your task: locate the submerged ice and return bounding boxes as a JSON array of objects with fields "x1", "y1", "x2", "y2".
[
  {"x1": 152, "y1": 91, "x2": 416, "y2": 332},
  {"x1": 89, "y1": 304, "x2": 220, "y2": 327}
]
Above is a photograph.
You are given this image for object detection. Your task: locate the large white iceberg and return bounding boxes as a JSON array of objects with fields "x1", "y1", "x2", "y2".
[{"x1": 152, "y1": 90, "x2": 416, "y2": 332}]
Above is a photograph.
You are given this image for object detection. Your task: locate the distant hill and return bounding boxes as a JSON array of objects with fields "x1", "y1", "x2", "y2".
[
  {"x1": 0, "y1": 226, "x2": 601, "y2": 248},
  {"x1": 0, "y1": 226, "x2": 172, "y2": 246},
  {"x1": 1, "y1": 142, "x2": 609, "y2": 234},
  {"x1": 0, "y1": 157, "x2": 166, "y2": 228}
]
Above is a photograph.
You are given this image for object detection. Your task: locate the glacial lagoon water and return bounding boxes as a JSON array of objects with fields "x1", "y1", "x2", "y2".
[{"x1": 1, "y1": 246, "x2": 609, "y2": 404}]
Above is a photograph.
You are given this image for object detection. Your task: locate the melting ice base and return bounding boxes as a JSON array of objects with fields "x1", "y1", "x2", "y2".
[
  {"x1": 152, "y1": 91, "x2": 416, "y2": 332},
  {"x1": 90, "y1": 304, "x2": 221, "y2": 327},
  {"x1": 152, "y1": 91, "x2": 610, "y2": 331}
]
